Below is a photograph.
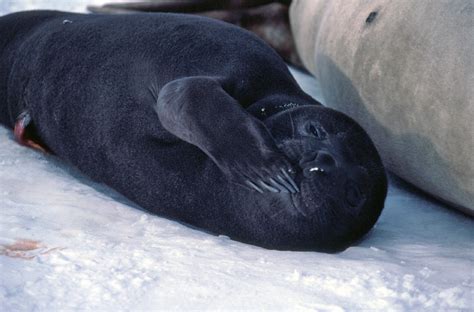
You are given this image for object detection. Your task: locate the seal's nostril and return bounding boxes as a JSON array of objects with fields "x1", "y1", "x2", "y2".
[
  {"x1": 300, "y1": 150, "x2": 337, "y2": 177},
  {"x1": 315, "y1": 151, "x2": 336, "y2": 168}
]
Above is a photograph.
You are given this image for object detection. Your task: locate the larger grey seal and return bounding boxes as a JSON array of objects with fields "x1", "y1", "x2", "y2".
[{"x1": 290, "y1": 0, "x2": 473, "y2": 215}]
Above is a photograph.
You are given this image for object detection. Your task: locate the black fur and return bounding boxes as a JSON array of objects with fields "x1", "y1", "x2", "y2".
[{"x1": 0, "y1": 11, "x2": 387, "y2": 251}]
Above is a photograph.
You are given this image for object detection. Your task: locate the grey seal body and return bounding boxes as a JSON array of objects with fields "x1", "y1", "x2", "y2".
[{"x1": 290, "y1": 0, "x2": 473, "y2": 215}]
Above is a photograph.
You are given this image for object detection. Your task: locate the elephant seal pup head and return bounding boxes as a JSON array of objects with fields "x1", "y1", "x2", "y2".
[{"x1": 264, "y1": 105, "x2": 387, "y2": 251}]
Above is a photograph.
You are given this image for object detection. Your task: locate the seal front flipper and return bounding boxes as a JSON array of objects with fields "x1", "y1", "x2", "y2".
[
  {"x1": 154, "y1": 76, "x2": 298, "y2": 193},
  {"x1": 14, "y1": 111, "x2": 50, "y2": 154}
]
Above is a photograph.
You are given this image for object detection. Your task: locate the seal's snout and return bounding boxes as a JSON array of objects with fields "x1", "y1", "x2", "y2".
[{"x1": 299, "y1": 150, "x2": 337, "y2": 176}]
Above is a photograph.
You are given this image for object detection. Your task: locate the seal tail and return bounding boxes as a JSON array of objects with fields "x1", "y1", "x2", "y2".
[{"x1": 13, "y1": 111, "x2": 50, "y2": 154}]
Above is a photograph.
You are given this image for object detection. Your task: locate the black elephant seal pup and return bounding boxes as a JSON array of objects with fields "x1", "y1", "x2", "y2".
[{"x1": 0, "y1": 11, "x2": 387, "y2": 251}]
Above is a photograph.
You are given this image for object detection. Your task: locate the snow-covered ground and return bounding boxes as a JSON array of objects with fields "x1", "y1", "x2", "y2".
[{"x1": 1, "y1": 2, "x2": 473, "y2": 311}]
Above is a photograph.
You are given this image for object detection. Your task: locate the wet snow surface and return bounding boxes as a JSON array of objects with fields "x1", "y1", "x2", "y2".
[{"x1": 1, "y1": 3, "x2": 474, "y2": 311}]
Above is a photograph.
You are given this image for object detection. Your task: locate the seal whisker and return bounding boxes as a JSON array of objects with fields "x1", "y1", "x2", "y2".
[
  {"x1": 147, "y1": 85, "x2": 157, "y2": 101},
  {"x1": 289, "y1": 110, "x2": 295, "y2": 139},
  {"x1": 269, "y1": 207, "x2": 287, "y2": 220}
]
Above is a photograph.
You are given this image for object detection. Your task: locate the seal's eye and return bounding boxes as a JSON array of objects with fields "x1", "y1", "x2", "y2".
[{"x1": 306, "y1": 122, "x2": 327, "y2": 140}]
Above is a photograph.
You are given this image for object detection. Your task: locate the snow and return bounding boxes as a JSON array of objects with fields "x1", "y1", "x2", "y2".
[{"x1": 1, "y1": 2, "x2": 474, "y2": 311}]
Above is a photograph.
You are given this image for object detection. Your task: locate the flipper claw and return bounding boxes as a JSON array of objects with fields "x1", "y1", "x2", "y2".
[
  {"x1": 245, "y1": 180, "x2": 264, "y2": 193},
  {"x1": 276, "y1": 174, "x2": 295, "y2": 193},
  {"x1": 268, "y1": 177, "x2": 289, "y2": 193},
  {"x1": 280, "y1": 168, "x2": 299, "y2": 193},
  {"x1": 258, "y1": 180, "x2": 280, "y2": 193}
]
